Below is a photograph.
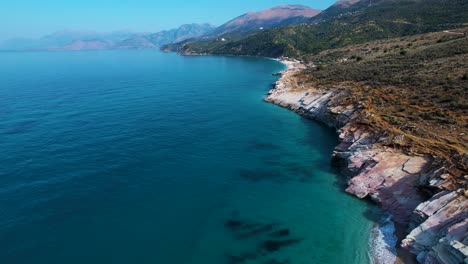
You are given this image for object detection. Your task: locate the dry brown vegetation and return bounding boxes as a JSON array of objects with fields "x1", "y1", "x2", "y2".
[{"x1": 294, "y1": 29, "x2": 468, "y2": 182}]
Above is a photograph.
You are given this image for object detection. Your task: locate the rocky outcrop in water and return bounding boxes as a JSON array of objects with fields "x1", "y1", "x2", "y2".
[{"x1": 265, "y1": 62, "x2": 467, "y2": 264}]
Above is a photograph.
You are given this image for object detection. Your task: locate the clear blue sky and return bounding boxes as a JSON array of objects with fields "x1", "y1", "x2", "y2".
[{"x1": 2, "y1": 0, "x2": 337, "y2": 40}]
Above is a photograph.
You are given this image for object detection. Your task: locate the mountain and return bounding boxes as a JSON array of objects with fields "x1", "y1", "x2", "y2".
[
  {"x1": 113, "y1": 36, "x2": 158, "y2": 50},
  {"x1": 209, "y1": 5, "x2": 321, "y2": 36},
  {"x1": 0, "y1": 24, "x2": 215, "y2": 51},
  {"x1": 165, "y1": 0, "x2": 468, "y2": 58},
  {"x1": 333, "y1": 0, "x2": 361, "y2": 7},
  {"x1": 0, "y1": 30, "x2": 135, "y2": 51},
  {"x1": 168, "y1": 23, "x2": 216, "y2": 43},
  {"x1": 114, "y1": 23, "x2": 215, "y2": 49},
  {"x1": 49, "y1": 40, "x2": 113, "y2": 51}
]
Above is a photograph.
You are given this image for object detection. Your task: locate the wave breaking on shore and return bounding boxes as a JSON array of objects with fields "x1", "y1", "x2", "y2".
[{"x1": 369, "y1": 214, "x2": 398, "y2": 264}]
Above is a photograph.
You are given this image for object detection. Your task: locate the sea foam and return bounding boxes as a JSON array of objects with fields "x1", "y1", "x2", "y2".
[{"x1": 369, "y1": 214, "x2": 398, "y2": 264}]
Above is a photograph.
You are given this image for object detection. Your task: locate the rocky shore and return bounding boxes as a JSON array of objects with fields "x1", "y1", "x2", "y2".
[{"x1": 265, "y1": 60, "x2": 467, "y2": 264}]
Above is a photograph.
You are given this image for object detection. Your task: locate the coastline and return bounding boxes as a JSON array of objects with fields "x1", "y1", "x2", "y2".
[
  {"x1": 271, "y1": 59, "x2": 403, "y2": 264},
  {"x1": 266, "y1": 59, "x2": 467, "y2": 264}
]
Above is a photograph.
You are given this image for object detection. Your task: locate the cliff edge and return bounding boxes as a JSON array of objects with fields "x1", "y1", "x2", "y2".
[{"x1": 265, "y1": 60, "x2": 467, "y2": 263}]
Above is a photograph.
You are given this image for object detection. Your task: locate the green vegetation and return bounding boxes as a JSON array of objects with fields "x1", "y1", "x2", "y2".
[
  {"x1": 303, "y1": 32, "x2": 467, "y2": 93},
  {"x1": 160, "y1": 0, "x2": 468, "y2": 179},
  {"x1": 164, "y1": 0, "x2": 468, "y2": 58},
  {"x1": 290, "y1": 30, "x2": 467, "y2": 178}
]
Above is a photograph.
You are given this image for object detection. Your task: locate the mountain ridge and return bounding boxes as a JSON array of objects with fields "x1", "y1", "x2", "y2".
[
  {"x1": 165, "y1": 0, "x2": 467, "y2": 58},
  {"x1": 0, "y1": 23, "x2": 215, "y2": 51},
  {"x1": 209, "y1": 5, "x2": 322, "y2": 36}
]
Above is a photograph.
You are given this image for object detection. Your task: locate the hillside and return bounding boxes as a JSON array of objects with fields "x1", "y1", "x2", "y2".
[
  {"x1": 298, "y1": 29, "x2": 468, "y2": 175},
  {"x1": 165, "y1": 0, "x2": 468, "y2": 58},
  {"x1": 265, "y1": 28, "x2": 467, "y2": 263}
]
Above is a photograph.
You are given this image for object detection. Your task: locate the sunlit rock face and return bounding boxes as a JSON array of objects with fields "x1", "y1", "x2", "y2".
[{"x1": 266, "y1": 61, "x2": 468, "y2": 264}]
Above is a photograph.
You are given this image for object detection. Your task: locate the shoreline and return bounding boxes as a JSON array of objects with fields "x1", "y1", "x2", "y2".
[
  {"x1": 272, "y1": 59, "x2": 405, "y2": 264},
  {"x1": 163, "y1": 51, "x2": 466, "y2": 263},
  {"x1": 267, "y1": 59, "x2": 467, "y2": 264}
]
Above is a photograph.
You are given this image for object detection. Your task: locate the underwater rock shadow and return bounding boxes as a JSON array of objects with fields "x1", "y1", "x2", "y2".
[
  {"x1": 226, "y1": 252, "x2": 258, "y2": 264},
  {"x1": 239, "y1": 166, "x2": 318, "y2": 183},
  {"x1": 223, "y1": 217, "x2": 304, "y2": 264},
  {"x1": 263, "y1": 260, "x2": 291, "y2": 264},
  {"x1": 261, "y1": 238, "x2": 304, "y2": 252},
  {"x1": 236, "y1": 223, "x2": 278, "y2": 240}
]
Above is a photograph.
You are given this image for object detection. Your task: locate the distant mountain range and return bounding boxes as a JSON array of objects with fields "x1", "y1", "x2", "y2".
[
  {"x1": 116, "y1": 23, "x2": 215, "y2": 49},
  {"x1": 0, "y1": 24, "x2": 215, "y2": 51},
  {"x1": 0, "y1": 5, "x2": 324, "y2": 51}
]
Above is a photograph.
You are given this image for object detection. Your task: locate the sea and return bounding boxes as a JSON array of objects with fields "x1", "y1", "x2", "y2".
[{"x1": 0, "y1": 50, "x2": 395, "y2": 264}]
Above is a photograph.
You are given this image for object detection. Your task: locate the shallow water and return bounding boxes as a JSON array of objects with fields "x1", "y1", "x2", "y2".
[{"x1": 0, "y1": 50, "x2": 381, "y2": 264}]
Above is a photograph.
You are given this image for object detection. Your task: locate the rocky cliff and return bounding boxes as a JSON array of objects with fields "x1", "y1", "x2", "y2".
[{"x1": 265, "y1": 62, "x2": 467, "y2": 264}]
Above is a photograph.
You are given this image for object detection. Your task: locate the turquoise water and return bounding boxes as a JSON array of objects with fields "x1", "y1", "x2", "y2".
[{"x1": 0, "y1": 51, "x2": 378, "y2": 264}]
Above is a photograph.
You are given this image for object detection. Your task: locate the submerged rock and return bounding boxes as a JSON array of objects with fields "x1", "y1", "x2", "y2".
[
  {"x1": 226, "y1": 252, "x2": 257, "y2": 264},
  {"x1": 224, "y1": 218, "x2": 281, "y2": 240},
  {"x1": 224, "y1": 217, "x2": 301, "y2": 262},
  {"x1": 270, "y1": 229, "x2": 290, "y2": 237},
  {"x1": 236, "y1": 224, "x2": 278, "y2": 239},
  {"x1": 262, "y1": 239, "x2": 303, "y2": 252}
]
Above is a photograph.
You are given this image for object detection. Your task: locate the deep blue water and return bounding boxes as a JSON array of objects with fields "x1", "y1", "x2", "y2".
[{"x1": 0, "y1": 51, "x2": 378, "y2": 264}]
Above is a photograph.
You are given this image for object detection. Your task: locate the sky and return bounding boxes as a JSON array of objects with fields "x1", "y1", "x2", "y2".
[{"x1": 1, "y1": 0, "x2": 337, "y2": 41}]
